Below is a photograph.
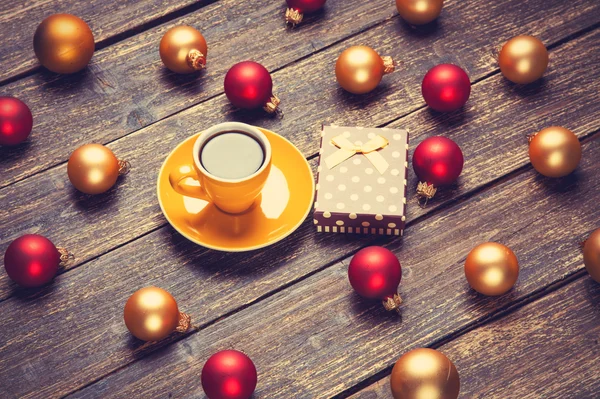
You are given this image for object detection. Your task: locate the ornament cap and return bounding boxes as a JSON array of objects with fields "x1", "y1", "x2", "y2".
[
  {"x1": 285, "y1": 8, "x2": 303, "y2": 26},
  {"x1": 416, "y1": 181, "x2": 437, "y2": 208},
  {"x1": 176, "y1": 312, "x2": 192, "y2": 333},
  {"x1": 56, "y1": 247, "x2": 75, "y2": 265},
  {"x1": 527, "y1": 132, "x2": 538, "y2": 144},
  {"x1": 381, "y1": 56, "x2": 396, "y2": 74},
  {"x1": 118, "y1": 159, "x2": 131, "y2": 175},
  {"x1": 263, "y1": 94, "x2": 282, "y2": 115},
  {"x1": 382, "y1": 293, "x2": 403, "y2": 312},
  {"x1": 187, "y1": 49, "x2": 207, "y2": 70}
]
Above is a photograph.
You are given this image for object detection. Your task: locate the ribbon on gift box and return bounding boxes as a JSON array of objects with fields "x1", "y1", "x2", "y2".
[{"x1": 324, "y1": 134, "x2": 389, "y2": 174}]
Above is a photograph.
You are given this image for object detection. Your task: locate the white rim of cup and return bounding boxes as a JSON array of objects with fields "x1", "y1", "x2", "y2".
[{"x1": 191, "y1": 122, "x2": 272, "y2": 184}]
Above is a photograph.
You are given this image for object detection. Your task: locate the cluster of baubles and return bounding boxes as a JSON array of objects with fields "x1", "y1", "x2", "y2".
[
  {"x1": 2, "y1": 3, "x2": 596, "y2": 399},
  {"x1": 123, "y1": 287, "x2": 257, "y2": 399}
]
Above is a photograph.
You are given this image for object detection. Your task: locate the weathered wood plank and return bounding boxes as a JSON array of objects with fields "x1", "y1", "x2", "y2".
[
  {"x1": 0, "y1": 0, "x2": 208, "y2": 82},
  {"x1": 64, "y1": 137, "x2": 600, "y2": 398},
  {"x1": 349, "y1": 276, "x2": 600, "y2": 399},
  {"x1": 1, "y1": 24, "x2": 598, "y2": 303},
  {"x1": 0, "y1": 0, "x2": 401, "y2": 186},
  {"x1": 2, "y1": 0, "x2": 599, "y2": 188}
]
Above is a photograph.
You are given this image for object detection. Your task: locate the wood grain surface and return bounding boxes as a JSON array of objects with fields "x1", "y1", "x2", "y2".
[
  {"x1": 1, "y1": 0, "x2": 598, "y2": 187},
  {"x1": 1, "y1": 0, "x2": 599, "y2": 398},
  {"x1": 66, "y1": 138, "x2": 600, "y2": 398},
  {"x1": 0, "y1": 0, "x2": 402, "y2": 186},
  {"x1": 1, "y1": 25, "x2": 598, "y2": 302},
  {"x1": 349, "y1": 276, "x2": 600, "y2": 398},
  {"x1": 0, "y1": 0, "x2": 207, "y2": 82}
]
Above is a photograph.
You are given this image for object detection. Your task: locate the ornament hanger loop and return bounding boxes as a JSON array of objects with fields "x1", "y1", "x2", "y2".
[
  {"x1": 285, "y1": 8, "x2": 303, "y2": 26},
  {"x1": 175, "y1": 312, "x2": 192, "y2": 333},
  {"x1": 118, "y1": 160, "x2": 131, "y2": 175},
  {"x1": 56, "y1": 247, "x2": 75, "y2": 265},
  {"x1": 186, "y1": 49, "x2": 207, "y2": 71},
  {"x1": 416, "y1": 182, "x2": 437, "y2": 208},
  {"x1": 381, "y1": 56, "x2": 397, "y2": 74},
  {"x1": 264, "y1": 95, "x2": 283, "y2": 118},
  {"x1": 383, "y1": 294, "x2": 403, "y2": 313}
]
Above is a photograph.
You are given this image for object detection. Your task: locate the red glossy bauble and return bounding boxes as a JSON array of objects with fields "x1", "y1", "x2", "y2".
[
  {"x1": 4, "y1": 234, "x2": 61, "y2": 287},
  {"x1": 0, "y1": 96, "x2": 33, "y2": 146},
  {"x1": 201, "y1": 350, "x2": 257, "y2": 399},
  {"x1": 224, "y1": 61, "x2": 279, "y2": 113},
  {"x1": 348, "y1": 246, "x2": 402, "y2": 311},
  {"x1": 413, "y1": 136, "x2": 464, "y2": 187},
  {"x1": 421, "y1": 64, "x2": 471, "y2": 112},
  {"x1": 286, "y1": 0, "x2": 326, "y2": 13}
]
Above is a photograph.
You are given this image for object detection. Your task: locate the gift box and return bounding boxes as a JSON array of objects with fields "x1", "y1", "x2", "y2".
[{"x1": 314, "y1": 125, "x2": 409, "y2": 236}]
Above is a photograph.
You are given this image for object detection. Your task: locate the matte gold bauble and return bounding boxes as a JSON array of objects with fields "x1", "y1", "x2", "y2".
[
  {"x1": 584, "y1": 228, "x2": 600, "y2": 283},
  {"x1": 124, "y1": 287, "x2": 190, "y2": 342},
  {"x1": 465, "y1": 242, "x2": 519, "y2": 296},
  {"x1": 396, "y1": 0, "x2": 444, "y2": 25},
  {"x1": 498, "y1": 35, "x2": 548, "y2": 84},
  {"x1": 159, "y1": 25, "x2": 208, "y2": 74},
  {"x1": 67, "y1": 144, "x2": 127, "y2": 195},
  {"x1": 33, "y1": 14, "x2": 95, "y2": 74},
  {"x1": 390, "y1": 348, "x2": 460, "y2": 399},
  {"x1": 529, "y1": 126, "x2": 581, "y2": 178},
  {"x1": 335, "y1": 46, "x2": 394, "y2": 94}
]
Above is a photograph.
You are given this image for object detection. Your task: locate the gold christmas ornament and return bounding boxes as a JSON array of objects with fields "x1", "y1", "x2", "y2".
[
  {"x1": 33, "y1": 14, "x2": 95, "y2": 74},
  {"x1": 528, "y1": 126, "x2": 581, "y2": 178},
  {"x1": 123, "y1": 286, "x2": 191, "y2": 342},
  {"x1": 465, "y1": 242, "x2": 519, "y2": 296},
  {"x1": 499, "y1": 35, "x2": 548, "y2": 84},
  {"x1": 159, "y1": 25, "x2": 208, "y2": 74},
  {"x1": 67, "y1": 144, "x2": 129, "y2": 195},
  {"x1": 395, "y1": 0, "x2": 444, "y2": 25},
  {"x1": 335, "y1": 46, "x2": 395, "y2": 94},
  {"x1": 390, "y1": 348, "x2": 460, "y2": 399},
  {"x1": 583, "y1": 228, "x2": 600, "y2": 283}
]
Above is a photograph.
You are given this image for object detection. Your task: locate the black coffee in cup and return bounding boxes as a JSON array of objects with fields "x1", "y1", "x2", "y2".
[{"x1": 200, "y1": 132, "x2": 265, "y2": 179}]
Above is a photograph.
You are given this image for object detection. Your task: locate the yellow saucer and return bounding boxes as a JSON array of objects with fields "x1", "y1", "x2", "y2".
[{"x1": 157, "y1": 128, "x2": 315, "y2": 252}]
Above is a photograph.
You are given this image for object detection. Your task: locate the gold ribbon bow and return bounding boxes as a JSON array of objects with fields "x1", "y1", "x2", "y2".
[{"x1": 325, "y1": 134, "x2": 389, "y2": 174}]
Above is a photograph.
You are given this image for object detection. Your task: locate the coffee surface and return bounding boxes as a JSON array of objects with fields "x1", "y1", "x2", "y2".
[{"x1": 200, "y1": 132, "x2": 264, "y2": 179}]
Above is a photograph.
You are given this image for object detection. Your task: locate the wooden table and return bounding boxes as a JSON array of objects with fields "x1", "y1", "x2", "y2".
[{"x1": 1, "y1": 0, "x2": 599, "y2": 398}]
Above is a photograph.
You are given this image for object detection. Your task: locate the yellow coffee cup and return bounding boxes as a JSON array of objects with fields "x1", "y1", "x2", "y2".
[{"x1": 169, "y1": 122, "x2": 272, "y2": 214}]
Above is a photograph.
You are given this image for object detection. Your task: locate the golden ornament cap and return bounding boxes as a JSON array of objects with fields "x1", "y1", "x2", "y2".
[
  {"x1": 382, "y1": 294, "x2": 403, "y2": 313},
  {"x1": 285, "y1": 8, "x2": 303, "y2": 26}
]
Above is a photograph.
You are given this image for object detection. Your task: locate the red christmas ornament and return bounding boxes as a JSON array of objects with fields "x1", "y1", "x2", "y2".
[
  {"x1": 4, "y1": 234, "x2": 70, "y2": 288},
  {"x1": 224, "y1": 61, "x2": 280, "y2": 114},
  {"x1": 413, "y1": 136, "x2": 464, "y2": 204},
  {"x1": 348, "y1": 246, "x2": 403, "y2": 312},
  {"x1": 0, "y1": 96, "x2": 33, "y2": 146},
  {"x1": 285, "y1": 0, "x2": 327, "y2": 25},
  {"x1": 421, "y1": 64, "x2": 471, "y2": 112},
  {"x1": 201, "y1": 350, "x2": 257, "y2": 399}
]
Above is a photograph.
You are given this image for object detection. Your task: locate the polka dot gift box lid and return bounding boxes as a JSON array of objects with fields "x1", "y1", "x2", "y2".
[{"x1": 314, "y1": 125, "x2": 409, "y2": 236}]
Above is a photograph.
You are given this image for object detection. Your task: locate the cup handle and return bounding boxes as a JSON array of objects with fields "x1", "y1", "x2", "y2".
[{"x1": 168, "y1": 164, "x2": 210, "y2": 201}]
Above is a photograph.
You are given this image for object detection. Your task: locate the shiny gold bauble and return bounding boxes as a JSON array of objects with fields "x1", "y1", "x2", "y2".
[
  {"x1": 124, "y1": 287, "x2": 181, "y2": 342},
  {"x1": 498, "y1": 35, "x2": 548, "y2": 84},
  {"x1": 396, "y1": 0, "x2": 444, "y2": 25},
  {"x1": 335, "y1": 46, "x2": 393, "y2": 95},
  {"x1": 159, "y1": 25, "x2": 208, "y2": 74},
  {"x1": 33, "y1": 14, "x2": 95, "y2": 74},
  {"x1": 390, "y1": 348, "x2": 460, "y2": 399},
  {"x1": 67, "y1": 144, "x2": 122, "y2": 195},
  {"x1": 584, "y1": 228, "x2": 600, "y2": 283},
  {"x1": 529, "y1": 126, "x2": 581, "y2": 178},
  {"x1": 465, "y1": 242, "x2": 519, "y2": 296}
]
